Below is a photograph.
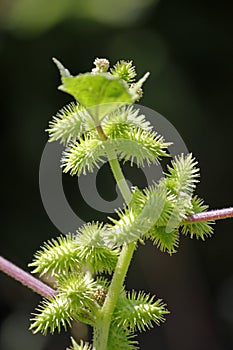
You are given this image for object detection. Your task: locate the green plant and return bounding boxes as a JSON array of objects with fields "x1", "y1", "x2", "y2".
[{"x1": 1, "y1": 57, "x2": 233, "y2": 350}]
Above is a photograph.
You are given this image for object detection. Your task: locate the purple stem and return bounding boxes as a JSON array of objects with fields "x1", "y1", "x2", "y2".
[
  {"x1": 0, "y1": 207, "x2": 232, "y2": 298},
  {"x1": 186, "y1": 207, "x2": 233, "y2": 223},
  {"x1": 0, "y1": 256, "x2": 55, "y2": 298}
]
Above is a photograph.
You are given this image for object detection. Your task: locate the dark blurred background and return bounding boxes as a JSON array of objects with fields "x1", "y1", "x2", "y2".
[{"x1": 0, "y1": 0, "x2": 233, "y2": 349}]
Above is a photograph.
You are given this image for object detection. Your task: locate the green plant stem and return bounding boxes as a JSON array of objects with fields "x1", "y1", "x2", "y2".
[
  {"x1": 96, "y1": 124, "x2": 132, "y2": 203},
  {"x1": 108, "y1": 157, "x2": 132, "y2": 203},
  {"x1": 94, "y1": 124, "x2": 135, "y2": 349},
  {"x1": 94, "y1": 242, "x2": 135, "y2": 350}
]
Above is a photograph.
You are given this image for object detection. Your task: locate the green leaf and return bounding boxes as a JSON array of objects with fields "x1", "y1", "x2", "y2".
[
  {"x1": 53, "y1": 57, "x2": 71, "y2": 79},
  {"x1": 59, "y1": 73, "x2": 133, "y2": 120}
]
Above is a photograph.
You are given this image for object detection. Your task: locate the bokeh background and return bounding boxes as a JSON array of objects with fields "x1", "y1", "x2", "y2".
[{"x1": 1, "y1": 0, "x2": 233, "y2": 349}]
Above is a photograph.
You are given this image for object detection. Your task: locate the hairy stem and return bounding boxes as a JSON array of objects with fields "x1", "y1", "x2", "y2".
[
  {"x1": 0, "y1": 256, "x2": 55, "y2": 298},
  {"x1": 108, "y1": 157, "x2": 132, "y2": 204},
  {"x1": 96, "y1": 124, "x2": 131, "y2": 203},
  {"x1": 94, "y1": 123, "x2": 134, "y2": 349},
  {"x1": 94, "y1": 242, "x2": 136, "y2": 350},
  {"x1": 186, "y1": 207, "x2": 233, "y2": 223}
]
